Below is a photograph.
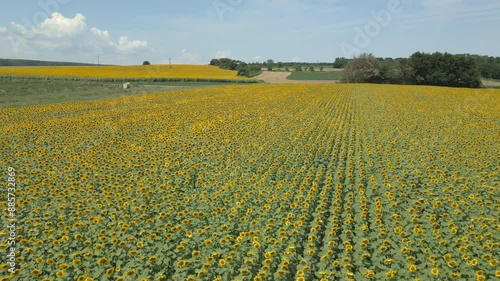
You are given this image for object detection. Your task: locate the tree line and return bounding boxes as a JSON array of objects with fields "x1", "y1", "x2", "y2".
[
  {"x1": 340, "y1": 52, "x2": 484, "y2": 88},
  {"x1": 209, "y1": 58, "x2": 262, "y2": 77},
  {"x1": 209, "y1": 58, "x2": 336, "y2": 77}
]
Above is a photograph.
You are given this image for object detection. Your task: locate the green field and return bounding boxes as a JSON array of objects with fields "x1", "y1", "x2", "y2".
[
  {"x1": 287, "y1": 71, "x2": 344, "y2": 80},
  {"x1": 0, "y1": 58, "x2": 102, "y2": 67},
  {"x1": 0, "y1": 78, "x2": 235, "y2": 108}
]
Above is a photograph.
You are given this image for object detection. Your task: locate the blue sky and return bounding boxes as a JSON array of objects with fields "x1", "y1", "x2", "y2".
[{"x1": 1, "y1": 0, "x2": 499, "y2": 65}]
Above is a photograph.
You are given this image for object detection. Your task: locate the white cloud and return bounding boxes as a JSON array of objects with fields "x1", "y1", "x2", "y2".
[
  {"x1": 0, "y1": 12, "x2": 149, "y2": 62},
  {"x1": 37, "y1": 12, "x2": 87, "y2": 37},
  {"x1": 90, "y1": 27, "x2": 110, "y2": 39},
  {"x1": 117, "y1": 36, "x2": 148, "y2": 53},
  {"x1": 291, "y1": 56, "x2": 300, "y2": 62},
  {"x1": 215, "y1": 50, "x2": 230, "y2": 59},
  {"x1": 173, "y1": 49, "x2": 201, "y2": 64}
]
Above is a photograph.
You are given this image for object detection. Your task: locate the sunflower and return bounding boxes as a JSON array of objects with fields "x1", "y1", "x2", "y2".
[
  {"x1": 240, "y1": 269, "x2": 251, "y2": 275},
  {"x1": 56, "y1": 270, "x2": 65, "y2": 278},
  {"x1": 468, "y1": 258, "x2": 478, "y2": 267},
  {"x1": 385, "y1": 270, "x2": 397, "y2": 279},
  {"x1": 408, "y1": 264, "x2": 417, "y2": 272},
  {"x1": 276, "y1": 269, "x2": 287, "y2": 277},
  {"x1": 10, "y1": 268, "x2": 21, "y2": 276},
  {"x1": 177, "y1": 260, "x2": 189, "y2": 268},
  {"x1": 431, "y1": 268, "x2": 439, "y2": 276},
  {"x1": 125, "y1": 269, "x2": 137, "y2": 278},
  {"x1": 105, "y1": 268, "x2": 114, "y2": 277},
  {"x1": 97, "y1": 258, "x2": 109, "y2": 266},
  {"x1": 59, "y1": 263, "x2": 69, "y2": 270},
  {"x1": 364, "y1": 269, "x2": 376, "y2": 278}
]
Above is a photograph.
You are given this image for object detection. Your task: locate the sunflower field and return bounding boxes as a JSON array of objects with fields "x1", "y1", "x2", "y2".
[
  {"x1": 0, "y1": 65, "x2": 253, "y2": 81},
  {"x1": 1, "y1": 84, "x2": 499, "y2": 281}
]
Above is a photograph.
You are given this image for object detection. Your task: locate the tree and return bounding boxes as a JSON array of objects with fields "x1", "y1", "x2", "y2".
[
  {"x1": 266, "y1": 59, "x2": 275, "y2": 71},
  {"x1": 320, "y1": 66, "x2": 324, "y2": 72},
  {"x1": 342, "y1": 53, "x2": 382, "y2": 83},
  {"x1": 395, "y1": 58, "x2": 414, "y2": 85},
  {"x1": 142, "y1": 61, "x2": 151, "y2": 65},
  {"x1": 409, "y1": 52, "x2": 481, "y2": 88},
  {"x1": 333, "y1": 57, "x2": 349, "y2": 68},
  {"x1": 277, "y1": 62, "x2": 284, "y2": 69},
  {"x1": 309, "y1": 66, "x2": 315, "y2": 72}
]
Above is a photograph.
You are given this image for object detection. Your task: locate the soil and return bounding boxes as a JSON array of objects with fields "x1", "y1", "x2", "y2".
[
  {"x1": 481, "y1": 79, "x2": 500, "y2": 87},
  {"x1": 255, "y1": 71, "x2": 340, "y2": 84}
]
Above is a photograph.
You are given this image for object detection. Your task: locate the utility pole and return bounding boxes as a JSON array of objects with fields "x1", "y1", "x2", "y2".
[
  {"x1": 169, "y1": 57, "x2": 172, "y2": 68},
  {"x1": 97, "y1": 54, "x2": 100, "y2": 66}
]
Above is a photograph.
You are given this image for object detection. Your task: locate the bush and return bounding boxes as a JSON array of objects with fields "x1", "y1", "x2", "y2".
[
  {"x1": 142, "y1": 61, "x2": 151, "y2": 65},
  {"x1": 342, "y1": 53, "x2": 382, "y2": 83}
]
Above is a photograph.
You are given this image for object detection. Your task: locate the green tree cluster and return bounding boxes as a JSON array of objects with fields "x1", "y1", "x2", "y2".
[
  {"x1": 471, "y1": 55, "x2": 500, "y2": 79},
  {"x1": 410, "y1": 52, "x2": 480, "y2": 88},
  {"x1": 342, "y1": 52, "x2": 481, "y2": 88},
  {"x1": 333, "y1": 57, "x2": 349, "y2": 68},
  {"x1": 209, "y1": 58, "x2": 262, "y2": 77}
]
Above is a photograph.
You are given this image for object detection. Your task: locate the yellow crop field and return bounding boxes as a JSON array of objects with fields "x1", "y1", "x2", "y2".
[
  {"x1": 1, "y1": 84, "x2": 499, "y2": 281},
  {"x1": 0, "y1": 65, "x2": 252, "y2": 80}
]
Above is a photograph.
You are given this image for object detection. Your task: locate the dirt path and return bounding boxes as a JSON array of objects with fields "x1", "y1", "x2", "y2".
[
  {"x1": 255, "y1": 71, "x2": 339, "y2": 84},
  {"x1": 482, "y1": 79, "x2": 500, "y2": 87}
]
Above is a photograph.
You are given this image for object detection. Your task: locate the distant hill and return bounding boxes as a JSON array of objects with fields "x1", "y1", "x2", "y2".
[{"x1": 0, "y1": 58, "x2": 108, "y2": 67}]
